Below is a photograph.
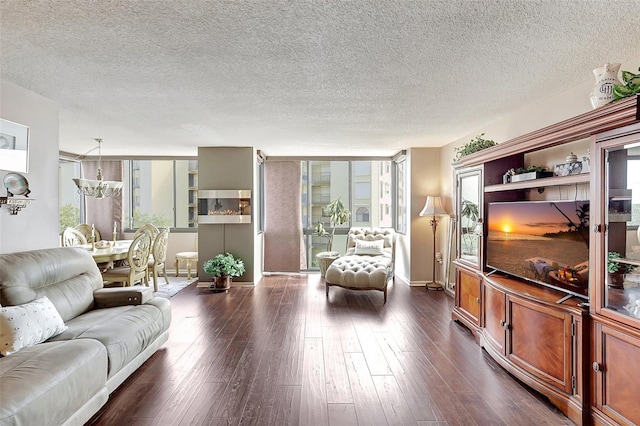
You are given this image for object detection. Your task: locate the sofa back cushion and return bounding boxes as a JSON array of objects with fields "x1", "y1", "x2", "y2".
[
  {"x1": 346, "y1": 227, "x2": 395, "y2": 259},
  {"x1": 0, "y1": 247, "x2": 103, "y2": 322}
]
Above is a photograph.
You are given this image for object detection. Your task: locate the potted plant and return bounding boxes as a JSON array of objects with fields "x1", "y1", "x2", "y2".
[
  {"x1": 607, "y1": 251, "x2": 634, "y2": 289},
  {"x1": 454, "y1": 133, "x2": 497, "y2": 161},
  {"x1": 314, "y1": 198, "x2": 351, "y2": 276},
  {"x1": 203, "y1": 252, "x2": 246, "y2": 292},
  {"x1": 509, "y1": 165, "x2": 554, "y2": 183}
]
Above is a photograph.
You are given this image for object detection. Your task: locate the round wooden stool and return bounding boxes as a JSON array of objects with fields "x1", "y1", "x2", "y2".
[{"x1": 175, "y1": 251, "x2": 198, "y2": 279}]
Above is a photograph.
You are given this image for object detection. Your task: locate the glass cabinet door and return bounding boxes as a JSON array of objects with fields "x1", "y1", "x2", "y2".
[
  {"x1": 597, "y1": 133, "x2": 640, "y2": 325},
  {"x1": 457, "y1": 167, "x2": 483, "y2": 269}
]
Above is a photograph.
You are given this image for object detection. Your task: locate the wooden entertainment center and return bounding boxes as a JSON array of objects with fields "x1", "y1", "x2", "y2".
[{"x1": 451, "y1": 96, "x2": 640, "y2": 425}]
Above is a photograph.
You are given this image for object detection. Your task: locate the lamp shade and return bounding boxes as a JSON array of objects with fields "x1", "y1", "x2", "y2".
[{"x1": 419, "y1": 195, "x2": 448, "y2": 216}]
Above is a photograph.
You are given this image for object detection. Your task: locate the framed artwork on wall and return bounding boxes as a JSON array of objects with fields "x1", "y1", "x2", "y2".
[{"x1": 0, "y1": 119, "x2": 30, "y2": 173}]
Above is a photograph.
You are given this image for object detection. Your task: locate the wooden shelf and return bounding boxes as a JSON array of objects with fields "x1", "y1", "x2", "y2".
[{"x1": 484, "y1": 173, "x2": 590, "y2": 193}]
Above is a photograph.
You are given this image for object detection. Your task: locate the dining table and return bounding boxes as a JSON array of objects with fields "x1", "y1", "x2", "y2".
[{"x1": 81, "y1": 240, "x2": 133, "y2": 270}]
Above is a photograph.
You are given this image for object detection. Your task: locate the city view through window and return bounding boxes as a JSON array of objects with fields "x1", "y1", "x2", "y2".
[{"x1": 301, "y1": 160, "x2": 393, "y2": 269}]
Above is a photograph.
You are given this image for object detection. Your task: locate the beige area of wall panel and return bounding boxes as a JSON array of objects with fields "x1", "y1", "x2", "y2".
[{"x1": 197, "y1": 147, "x2": 255, "y2": 282}]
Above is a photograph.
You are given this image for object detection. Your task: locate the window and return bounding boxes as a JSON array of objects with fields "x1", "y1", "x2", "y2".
[
  {"x1": 354, "y1": 182, "x2": 370, "y2": 199},
  {"x1": 257, "y1": 154, "x2": 264, "y2": 233},
  {"x1": 58, "y1": 160, "x2": 83, "y2": 233},
  {"x1": 353, "y1": 161, "x2": 370, "y2": 176},
  {"x1": 123, "y1": 159, "x2": 198, "y2": 230},
  {"x1": 356, "y1": 207, "x2": 370, "y2": 222},
  {"x1": 301, "y1": 160, "x2": 392, "y2": 270},
  {"x1": 59, "y1": 158, "x2": 198, "y2": 232},
  {"x1": 395, "y1": 156, "x2": 407, "y2": 234}
]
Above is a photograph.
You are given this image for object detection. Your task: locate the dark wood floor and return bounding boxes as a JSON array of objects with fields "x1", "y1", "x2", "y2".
[{"x1": 87, "y1": 275, "x2": 572, "y2": 425}]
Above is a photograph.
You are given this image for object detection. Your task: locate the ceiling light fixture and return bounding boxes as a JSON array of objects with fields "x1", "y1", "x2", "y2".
[{"x1": 72, "y1": 138, "x2": 123, "y2": 199}]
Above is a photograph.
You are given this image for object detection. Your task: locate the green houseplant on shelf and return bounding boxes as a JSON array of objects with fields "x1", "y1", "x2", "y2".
[
  {"x1": 607, "y1": 251, "x2": 635, "y2": 289},
  {"x1": 454, "y1": 133, "x2": 497, "y2": 161},
  {"x1": 203, "y1": 252, "x2": 246, "y2": 292},
  {"x1": 314, "y1": 198, "x2": 351, "y2": 277}
]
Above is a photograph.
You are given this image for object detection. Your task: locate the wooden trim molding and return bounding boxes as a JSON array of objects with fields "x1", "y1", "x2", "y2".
[{"x1": 454, "y1": 96, "x2": 639, "y2": 169}]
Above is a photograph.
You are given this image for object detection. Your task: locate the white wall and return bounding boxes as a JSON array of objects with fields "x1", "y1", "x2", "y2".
[{"x1": 0, "y1": 80, "x2": 59, "y2": 253}]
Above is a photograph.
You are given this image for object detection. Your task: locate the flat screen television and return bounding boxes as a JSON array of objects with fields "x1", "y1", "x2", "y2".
[{"x1": 486, "y1": 200, "x2": 589, "y2": 299}]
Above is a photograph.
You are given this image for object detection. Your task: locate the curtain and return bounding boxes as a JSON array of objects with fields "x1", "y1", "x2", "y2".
[
  {"x1": 264, "y1": 161, "x2": 306, "y2": 272},
  {"x1": 83, "y1": 160, "x2": 123, "y2": 240}
]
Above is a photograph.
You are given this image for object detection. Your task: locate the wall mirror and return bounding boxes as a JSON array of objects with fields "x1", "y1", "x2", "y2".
[{"x1": 457, "y1": 168, "x2": 482, "y2": 269}]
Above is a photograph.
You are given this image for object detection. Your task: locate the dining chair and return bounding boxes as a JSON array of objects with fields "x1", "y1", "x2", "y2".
[
  {"x1": 61, "y1": 227, "x2": 88, "y2": 247},
  {"x1": 101, "y1": 232, "x2": 152, "y2": 287},
  {"x1": 135, "y1": 223, "x2": 160, "y2": 273},
  {"x1": 74, "y1": 224, "x2": 101, "y2": 243},
  {"x1": 133, "y1": 223, "x2": 159, "y2": 241},
  {"x1": 147, "y1": 227, "x2": 170, "y2": 291}
]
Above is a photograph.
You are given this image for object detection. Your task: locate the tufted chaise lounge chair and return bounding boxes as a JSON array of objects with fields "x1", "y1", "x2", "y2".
[{"x1": 325, "y1": 227, "x2": 396, "y2": 303}]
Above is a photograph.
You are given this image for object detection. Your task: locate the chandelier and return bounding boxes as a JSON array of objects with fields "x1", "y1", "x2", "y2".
[{"x1": 72, "y1": 138, "x2": 123, "y2": 199}]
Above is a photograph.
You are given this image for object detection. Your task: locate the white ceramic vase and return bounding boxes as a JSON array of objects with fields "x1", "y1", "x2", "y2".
[{"x1": 590, "y1": 63, "x2": 622, "y2": 108}]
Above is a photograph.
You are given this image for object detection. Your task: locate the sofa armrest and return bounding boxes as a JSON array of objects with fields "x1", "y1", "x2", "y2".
[{"x1": 93, "y1": 287, "x2": 154, "y2": 309}]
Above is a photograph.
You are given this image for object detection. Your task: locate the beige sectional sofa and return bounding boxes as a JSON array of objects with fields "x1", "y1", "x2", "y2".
[{"x1": 0, "y1": 247, "x2": 172, "y2": 426}]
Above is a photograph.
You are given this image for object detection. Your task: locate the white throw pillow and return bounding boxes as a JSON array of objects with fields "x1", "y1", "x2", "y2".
[
  {"x1": 0, "y1": 296, "x2": 68, "y2": 356},
  {"x1": 354, "y1": 239, "x2": 385, "y2": 255}
]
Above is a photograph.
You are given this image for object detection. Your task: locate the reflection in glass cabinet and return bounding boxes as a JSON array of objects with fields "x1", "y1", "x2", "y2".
[
  {"x1": 457, "y1": 168, "x2": 482, "y2": 269},
  {"x1": 603, "y1": 140, "x2": 640, "y2": 321}
]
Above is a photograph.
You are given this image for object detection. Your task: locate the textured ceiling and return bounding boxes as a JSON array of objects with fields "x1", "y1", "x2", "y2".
[{"x1": 1, "y1": 1, "x2": 640, "y2": 157}]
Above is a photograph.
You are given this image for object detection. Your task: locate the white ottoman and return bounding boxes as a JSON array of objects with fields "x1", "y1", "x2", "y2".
[{"x1": 325, "y1": 255, "x2": 393, "y2": 303}]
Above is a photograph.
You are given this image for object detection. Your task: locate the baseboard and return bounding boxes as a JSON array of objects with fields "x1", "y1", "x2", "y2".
[
  {"x1": 196, "y1": 281, "x2": 255, "y2": 288},
  {"x1": 409, "y1": 280, "x2": 449, "y2": 289}
]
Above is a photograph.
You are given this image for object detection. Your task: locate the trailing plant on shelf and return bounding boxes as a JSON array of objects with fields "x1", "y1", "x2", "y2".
[
  {"x1": 454, "y1": 133, "x2": 497, "y2": 161},
  {"x1": 314, "y1": 198, "x2": 351, "y2": 253},
  {"x1": 613, "y1": 67, "x2": 640, "y2": 100}
]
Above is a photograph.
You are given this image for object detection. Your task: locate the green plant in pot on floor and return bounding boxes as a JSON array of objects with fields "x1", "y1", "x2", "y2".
[
  {"x1": 204, "y1": 252, "x2": 245, "y2": 292},
  {"x1": 607, "y1": 251, "x2": 635, "y2": 289},
  {"x1": 314, "y1": 198, "x2": 351, "y2": 276}
]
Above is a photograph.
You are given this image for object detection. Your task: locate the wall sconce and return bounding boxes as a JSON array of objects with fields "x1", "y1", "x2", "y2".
[{"x1": 1, "y1": 172, "x2": 33, "y2": 215}]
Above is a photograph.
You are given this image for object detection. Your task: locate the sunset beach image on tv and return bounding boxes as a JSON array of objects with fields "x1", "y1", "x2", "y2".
[{"x1": 486, "y1": 200, "x2": 589, "y2": 297}]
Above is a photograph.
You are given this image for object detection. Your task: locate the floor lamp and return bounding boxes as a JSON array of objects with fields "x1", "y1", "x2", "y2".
[{"x1": 420, "y1": 195, "x2": 449, "y2": 291}]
